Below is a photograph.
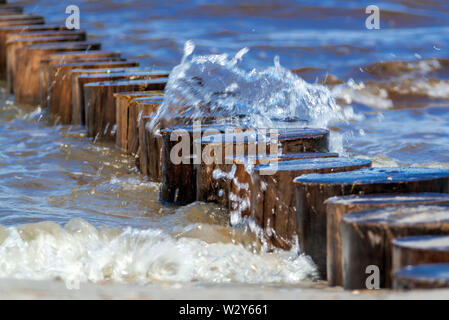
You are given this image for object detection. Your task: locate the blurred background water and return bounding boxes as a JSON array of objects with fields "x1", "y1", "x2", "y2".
[{"x1": 0, "y1": 0, "x2": 448, "y2": 287}]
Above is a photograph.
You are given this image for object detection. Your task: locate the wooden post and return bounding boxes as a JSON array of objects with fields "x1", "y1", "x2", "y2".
[
  {"x1": 250, "y1": 158, "x2": 371, "y2": 250},
  {"x1": 196, "y1": 128, "x2": 331, "y2": 207},
  {"x1": 294, "y1": 167, "x2": 449, "y2": 280},
  {"x1": 227, "y1": 152, "x2": 339, "y2": 219},
  {"x1": 160, "y1": 124, "x2": 231, "y2": 205},
  {"x1": 327, "y1": 193, "x2": 449, "y2": 287},
  {"x1": 143, "y1": 115, "x2": 163, "y2": 182},
  {"x1": 127, "y1": 96, "x2": 164, "y2": 157},
  {"x1": 114, "y1": 91, "x2": 164, "y2": 152},
  {"x1": 342, "y1": 204, "x2": 449, "y2": 289},
  {"x1": 47, "y1": 62, "x2": 151, "y2": 124},
  {"x1": 72, "y1": 67, "x2": 141, "y2": 126},
  {"x1": 12, "y1": 41, "x2": 101, "y2": 103},
  {"x1": 7, "y1": 33, "x2": 86, "y2": 95},
  {"x1": 73, "y1": 69, "x2": 166, "y2": 127},
  {"x1": 134, "y1": 97, "x2": 164, "y2": 176},
  {"x1": 39, "y1": 51, "x2": 122, "y2": 108},
  {"x1": 392, "y1": 235, "x2": 449, "y2": 275},
  {"x1": 0, "y1": 19, "x2": 45, "y2": 30},
  {"x1": 393, "y1": 264, "x2": 449, "y2": 290},
  {"x1": 84, "y1": 78, "x2": 168, "y2": 140},
  {"x1": 0, "y1": 25, "x2": 67, "y2": 79}
]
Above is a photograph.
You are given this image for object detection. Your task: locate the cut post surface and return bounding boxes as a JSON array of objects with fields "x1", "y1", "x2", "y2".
[
  {"x1": 342, "y1": 204, "x2": 449, "y2": 289},
  {"x1": 393, "y1": 264, "x2": 449, "y2": 290},
  {"x1": 327, "y1": 193, "x2": 449, "y2": 287},
  {"x1": 84, "y1": 78, "x2": 167, "y2": 140},
  {"x1": 0, "y1": 14, "x2": 43, "y2": 22},
  {"x1": 294, "y1": 167, "x2": 449, "y2": 279},
  {"x1": 12, "y1": 41, "x2": 101, "y2": 103},
  {"x1": 392, "y1": 235, "x2": 449, "y2": 275},
  {"x1": 0, "y1": 19, "x2": 44, "y2": 28}
]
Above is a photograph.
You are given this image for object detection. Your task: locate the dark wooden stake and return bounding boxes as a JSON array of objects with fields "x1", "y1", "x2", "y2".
[
  {"x1": 72, "y1": 67, "x2": 143, "y2": 126},
  {"x1": 134, "y1": 97, "x2": 164, "y2": 176},
  {"x1": 327, "y1": 193, "x2": 449, "y2": 287},
  {"x1": 84, "y1": 78, "x2": 167, "y2": 140},
  {"x1": 342, "y1": 204, "x2": 449, "y2": 289},
  {"x1": 392, "y1": 235, "x2": 449, "y2": 276},
  {"x1": 227, "y1": 152, "x2": 339, "y2": 221},
  {"x1": 251, "y1": 157, "x2": 371, "y2": 250},
  {"x1": 160, "y1": 124, "x2": 232, "y2": 205},
  {"x1": 295, "y1": 167, "x2": 449, "y2": 280},
  {"x1": 114, "y1": 91, "x2": 164, "y2": 152}
]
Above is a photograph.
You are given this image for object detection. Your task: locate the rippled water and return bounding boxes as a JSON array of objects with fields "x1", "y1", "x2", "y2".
[{"x1": 1, "y1": 0, "x2": 448, "y2": 287}]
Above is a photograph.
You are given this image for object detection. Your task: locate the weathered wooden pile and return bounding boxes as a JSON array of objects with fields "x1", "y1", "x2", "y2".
[{"x1": 4, "y1": 1, "x2": 449, "y2": 292}]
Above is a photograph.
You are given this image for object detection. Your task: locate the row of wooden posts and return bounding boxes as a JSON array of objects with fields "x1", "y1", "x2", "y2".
[{"x1": 3, "y1": 2, "x2": 449, "y2": 291}]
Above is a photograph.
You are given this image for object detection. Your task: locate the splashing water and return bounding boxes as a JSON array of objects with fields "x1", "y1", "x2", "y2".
[{"x1": 150, "y1": 41, "x2": 352, "y2": 134}]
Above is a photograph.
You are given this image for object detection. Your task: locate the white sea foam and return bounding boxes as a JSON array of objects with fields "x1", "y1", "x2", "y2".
[{"x1": 0, "y1": 219, "x2": 318, "y2": 285}]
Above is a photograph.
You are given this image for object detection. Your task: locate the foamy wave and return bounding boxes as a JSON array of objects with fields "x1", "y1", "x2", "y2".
[{"x1": 0, "y1": 219, "x2": 318, "y2": 285}]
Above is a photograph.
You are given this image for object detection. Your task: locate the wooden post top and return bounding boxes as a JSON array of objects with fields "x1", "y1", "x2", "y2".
[
  {"x1": 113, "y1": 90, "x2": 164, "y2": 99},
  {"x1": 6, "y1": 35, "x2": 83, "y2": 45},
  {"x1": 394, "y1": 264, "x2": 449, "y2": 282},
  {"x1": 19, "y1": 41, "x2": 101, "y2": 51},
  {"x1": 0, "y1": 14, "x2": 43, "y2": 21},
  {"x1": 84, "y1": 77, "x2": 168, "y2": 88},
  {"x1": 0, "y1": 20, "x2": 45, "y2": 27},
  {"x1": 48, "y1": 60, "x2": 139, "y2": 69},
  {"x1": 0, "y1": 24, "x2": 64, "y2": 31},
  {"x1": 327, "y1": 193, "x2": 449, "y2": 206},
  {"x1": 226, "y1": 152, "x2": 339, "y2": 164},
  {"x1": 255, "y1": 157, "x2": 372, "y2": 174},
  {"x1": 393, "y1": 235, "x2": 449, "y2": 251},
  {"x1": 294, "y1": 167, "x2": 449, "y2": 185},
  {"x1": 49, "y1": 50, "x2": 121, "y2": 60},
  {"x1": 6, "y1": 29, "x2": 85, "y2": 40},
  {"x1": 76, "y1": 69, "x2": 168, "y2": 79},
  {"x1": 342, "y1": 204, "x2": 449, "y2": 227}
]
